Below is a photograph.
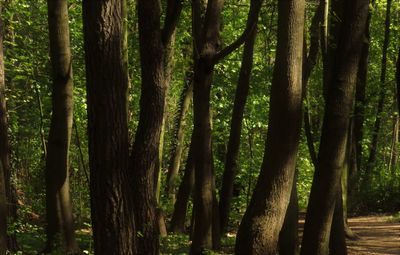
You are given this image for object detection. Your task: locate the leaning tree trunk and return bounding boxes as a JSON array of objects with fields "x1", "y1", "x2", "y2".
[
  {"x1": 219, "y1": 25, "x2": 257, "y2": 234},
  {"x1": 165, "y1": 71, "x2": 193, "y2": 203},
  {"x1": 170, "y1": 131, "x2": 195, "y2": 233},
  {"x1": 43, "y1": 0, "x2": 79, "y2": 252},
  {"x1": 364, "y1": 0, "x2": 392, "y2": 184},
  {"x1": 300, "y1": 0, "x2": 369, "y2": 254},
  {"x1": 235, "y1": 0, "x2": 305, "y2": 253},
  {"x1": 82, "y1": 0, "x2": 134, "y2": 253}
]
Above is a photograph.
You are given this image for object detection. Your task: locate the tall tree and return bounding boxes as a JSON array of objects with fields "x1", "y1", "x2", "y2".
[
  {"x1": 219, "y1": 25, "x2": 257, "y2": 234},
  {"x1": 190, "y1": 0, "x2": 262, "y2": 252},
  {"x1": 364, "y1": 0, "x2": 392, "y2": 183},
  {"x1": 130, "y1": 0, "x2": 182, "y2": 253},
  {"x1": 396, "y1": 49, "x2": 400, "y2": 114},
  {"x1": 43, "y1": 0, "x2": 79, "y2": 252},
  {"x1": 234, "y1": 0, "x2": 305, "y2": 253},
  {"x1": 0, "y1": 3, "x2": 17, "y2": 251},
  {"x1": 82, "y1": 0, "x2": 134, "y2": 253},
  {"x1": 300, "y1": 0, "x2": 369, "y2": 253}
]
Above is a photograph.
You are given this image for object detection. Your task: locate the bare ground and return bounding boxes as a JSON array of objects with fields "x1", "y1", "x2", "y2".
[{"x1": 346, "y1": 215, "x2": 400, "y2": 255}]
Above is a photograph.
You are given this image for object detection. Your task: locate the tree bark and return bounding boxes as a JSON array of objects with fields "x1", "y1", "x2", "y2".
[
  {"x1": 396, "y1": 49, "x2": 400, "y2": 114},
  {"x1": 190, "y1": 0, "x2": 263, "y2": 252},
  {"x1": 329, "y1": 188, "x2": 347, "y2": 255},
  {"x1": 278, "y1": 171, "x2": 299, "y2": 255},
  {"x1": 235, "y1": 0, "x2": 305, "y2": 253},
  {"x1": 0, "y1": 5, "x2": 17, "y2": 251},
  {"x1": 82, "y1": 0, "x2": 134, "y2": 253},
  {"x1": 44, "y1": 0, "x2": 79, "y2": 252},
  {"x1": 219, "y1": 26, "x2": 257, "y2": 234},
  {"x1": 130, "y1": 0, "x2": 182, "y2": 253},
  {"x1": 300, "y1": 0, "x2": 369, "y2": 254}
]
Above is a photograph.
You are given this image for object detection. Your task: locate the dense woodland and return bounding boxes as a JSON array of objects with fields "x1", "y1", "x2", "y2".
[{"x1": 0, "y1": 0, "x2": 399, "y2": 254}]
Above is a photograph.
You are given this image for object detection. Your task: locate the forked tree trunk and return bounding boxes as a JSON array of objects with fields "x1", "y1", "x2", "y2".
[
  {"x1": 219, "y1": 26, "x2": 257, "y2": 234},
  {"x1": 44, "y1": 0, "x2": 79, "y2": 252},
  {"x1": 82, "y1": 0, "x2": 134, "y2": 253},
  {"x1": 190, "y1": 0, "x2": 263, "y2": 252},
  {"x1": 235, "y1": 0, "x2": 305, "y2": 253},
  {"x1": 130, "y1": 0, "x2": 182, "y2": 253},
  {"x1": 300, "y1": 0, "x2": 369, "y2": 254}
]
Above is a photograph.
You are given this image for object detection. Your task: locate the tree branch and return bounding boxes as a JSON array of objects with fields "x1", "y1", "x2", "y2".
[
  {"x1": 162, "y1": 0, "x2": 183, "y2": 47},
  {"x1": 212, "y1": 0, "x2": 263, "y2": 64}
]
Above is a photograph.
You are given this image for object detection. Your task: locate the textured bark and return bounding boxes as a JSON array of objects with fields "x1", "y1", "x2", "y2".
[
  {"x1": 130, "y1": 0, "x2": 182, "y2": 253},
  {"x1": 278, "y1": 171, "x2": 299, "y2": 255},
  {"x1": 44, "y1": 0, "x2": 79, "y2": 252},
  {"x1": 219, "y1": 26, "x2": 257, "y2": 234},
  {"x1": 165, "y1": 72, "x2": 193, "y2": 203},
  {"x1": 190, "y1": 0, "x2": 263, "y2": 252},
  {"x1": 82, "y1": 0, "x2": 134, "y2": 253},
  {"x1": 170, "y1": 132, "x2": 195, "y2": 233},
  {"x1": 300, "y1": 0, "x2": 369, "y2": 254},
  {"x1": 329, "y1": 189, "x2": 347, "y2": 255},
  {"x1": 0, "y1": 6, "x2": 17, "y2": 251},
  {"x1": 364, "y1": 0, "x2": 392, "y2": 183},
  {"x1": 235, "y1": 0, "x2": 305, "y2": 253}
]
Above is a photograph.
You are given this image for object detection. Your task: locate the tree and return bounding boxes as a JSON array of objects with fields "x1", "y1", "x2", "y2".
[
  {"x1": 0, "y1": 10, "x2": 6, "y2": 247},
  {"x1": 43, "y1": 0, "x2": 79, "y2": 252},
  {"x1": 82, "y1": 0, "x2": 134, "y2": 253},
  {"x1": 234, "y1": 0, "x2": 305, "y2": 253},
  {"x1": 300, "y1": 0, "x2": 369, "y2": 253},
  {"x1": 219, "y1": 24, "x2": 257, "y2": 234},
  {"x1": 190, "y1": 0, "x2": 262, "y2": 252},
  {"x1": 130, "y1": 0, "x2": 182, "y2": 253}
]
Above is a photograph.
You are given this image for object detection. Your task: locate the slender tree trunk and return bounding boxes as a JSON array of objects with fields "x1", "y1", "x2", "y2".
[
  {"x1": 235, "y1": 0, "x2": 305, "y2": 253},
  {"x1": 130, "y1": 0, "x2": 182, "y2": 253},
  {"x1": 0, "y1": 6, "x2": 17, "y2": 252},
  {"x1": 300, "y1": 0, "x2": 369, "y2": 254},
  {"x1": 170, "y1": 132, "x2": 195, "y2": 233},
  {"x1": 44, "y1": 0, "x2": 79, "y2": 252},
  {"x1": 165, "y1": 72, "x2": 193, "y2": 203},
  {"x1": 82, "y1": 0, "x2": 134, "y2": 253},
  {"x1": 278, "y1": 171, "x2": 299, "y2": 255},
  {"x1": 219, "y1": 26, "x2": 257, "y2": 234},
  {"x1": 396, "y1": 49, "x2": 400, "y2": 114},
  {"x1": 0, "y1": 10, "x2": 7, "y2": 250},
  {"x1": 389, "y1": 116, "x2": 398, "y2": 174},
  {"x1": 190, "y1": 0, "x2": 263, "y2": 252},
  {"x1": 364, "y1": 0, "x2": 392, "y2": 183}
]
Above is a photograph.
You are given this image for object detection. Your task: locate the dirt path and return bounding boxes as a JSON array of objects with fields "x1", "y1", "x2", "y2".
[{"x1": 347, "y1": 215, "x2": 400, "y2": 255}]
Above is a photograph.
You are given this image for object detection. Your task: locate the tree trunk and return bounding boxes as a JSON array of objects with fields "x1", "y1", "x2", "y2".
[
  {"x1": 278, "y1": 171, "x2": 299, "y2": 255},
  {"x1": 364, "y1": 0, "x2": 392, "y2": 183},
  {"x1": 329, "y1": 188, "x2": 347, "y2": 255},
  {"x1": 130, "y1": 0, "x2": 182, "y2": 253},
  {"x1": 396, "y1": 49, "x2": 400, "y2": 114},
  {"x1": 389, "y1": 116, "x2": 398, "y2": 175},
  {"x1": 235, "y1": 0, "x2": 305, "y2": 253},
  {"x1": 170, "y1": 132, "x2": 195, "y2": 233},
  {"x1": 0, "y1": 6, "x2": 17, "y2": 251},
  {"x1": 300, "y1": 0, "x2": 369, "y2": 254},
  {"x1": 44, "y1": 0, "x2": 79, "y2": 252},
  {"x1": 165, "y1": 71, "x2": 193, "y2": 203},
  {"x1": 219, "y1": 26, "x2": 257, "y2": 234},
  {"x1": 190, "y1": 0, "x2": 262, "y2": 252},
  {"x1": 82, "y1": 0, "x2": 134, "y2": 253}
]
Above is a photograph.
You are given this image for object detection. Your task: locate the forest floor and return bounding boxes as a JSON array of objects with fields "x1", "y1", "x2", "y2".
[{"x1": 346, "y1": 215, "x2": 400, "y2": 255}]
